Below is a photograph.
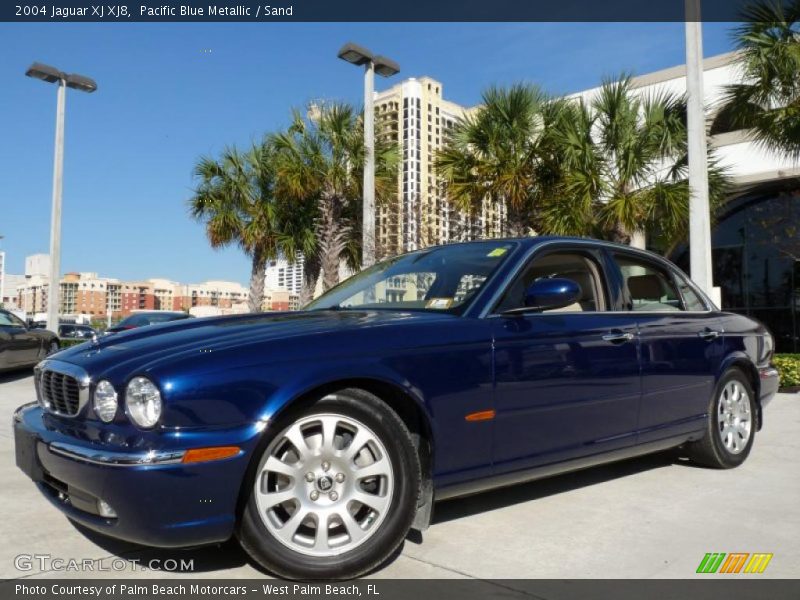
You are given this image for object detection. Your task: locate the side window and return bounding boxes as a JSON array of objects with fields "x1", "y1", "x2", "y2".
[
  {"x1": 495, "y1": 251, "x2": 606, "y2": 313},
  {"x1": 614, "y1": 253, "x2": 682, "y2": 312},
  {"x1": 1, "y1": 311, "x2": 26, "y2": 328},
  {"x1": 676, "y1": 276, "x2": 708, "y2": 311}
]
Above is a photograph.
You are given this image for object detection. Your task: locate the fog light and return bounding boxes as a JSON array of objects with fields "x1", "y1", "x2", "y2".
[{"x1": 97, "y1": 499, "x2": 117, "y2": 518}]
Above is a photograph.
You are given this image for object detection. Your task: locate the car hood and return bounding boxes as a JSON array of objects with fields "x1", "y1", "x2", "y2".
[{"x1": 51, "y1": 310, "x2": 452, "y2": 376}]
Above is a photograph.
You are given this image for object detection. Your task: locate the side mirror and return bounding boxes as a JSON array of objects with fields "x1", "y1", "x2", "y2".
[{"x1": 503, "y1": 278, "x2": 581, "y2": 316}]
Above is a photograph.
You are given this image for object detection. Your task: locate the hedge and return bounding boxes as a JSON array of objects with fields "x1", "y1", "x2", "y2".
[
  {"x1": 58, "y1": 338, "x2": 89, "y2": 349},
  {"x1": 774, "y1": 354, "x2": 800, "y2": 390}
]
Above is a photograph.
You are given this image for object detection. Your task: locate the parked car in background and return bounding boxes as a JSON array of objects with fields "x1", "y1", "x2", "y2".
[
  {"x1": 0, "y1": 308, "x2": 59, "y2": 371},
  {"x1": 58, "y1": 323, "x2": 97, "y2": 340},
  {"x1": 13, "y1": 238, "x2": 778, "y2": 579},
  {"x1": 105, "y1": 311, "x2": 193, "y2": 333}
]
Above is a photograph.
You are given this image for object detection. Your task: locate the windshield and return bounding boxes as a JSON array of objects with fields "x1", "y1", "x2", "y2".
[{"x1": 307, "y1": 241, "x2": 517, "y2": 314}]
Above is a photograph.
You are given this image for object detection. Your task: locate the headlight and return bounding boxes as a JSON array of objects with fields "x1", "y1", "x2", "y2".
[
  {"x1": 93, "y1": 380, "x2": 118, "y2": 423},
  {"x1": 125, "y1": 376, "x2": 162, "y2": 428}
]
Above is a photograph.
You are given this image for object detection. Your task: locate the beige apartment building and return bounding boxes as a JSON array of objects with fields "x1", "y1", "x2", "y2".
[
  {"x1": 16, "y1": 264, "x2": 249, "y2": 320},
  {"x1": 185, "y1": 280, "x2": 248, "y2": 310},
  {"x1": 373, "y1": 76, "x2": 506, "y2": 258}
]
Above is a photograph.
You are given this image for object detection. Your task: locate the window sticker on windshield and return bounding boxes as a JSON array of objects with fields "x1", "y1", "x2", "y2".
[
  {"x1": 426, "y1": 298, "x2": 454, "y2": 309},
  {"x1": 487, "y1": 247, "x2": 508, "y2": 257}
]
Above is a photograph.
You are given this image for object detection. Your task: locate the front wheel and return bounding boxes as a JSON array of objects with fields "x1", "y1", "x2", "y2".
[
  {"x1": 238, "y1": 389, "x2": 420, "y2": 580},
  {"x1": 686, "y1": 368, "x2": 756, "y2": 468}
]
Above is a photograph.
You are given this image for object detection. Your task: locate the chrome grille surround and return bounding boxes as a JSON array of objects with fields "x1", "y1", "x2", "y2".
[{"x1": 34, "y1": 359, "x2": 91, "y2": 418}]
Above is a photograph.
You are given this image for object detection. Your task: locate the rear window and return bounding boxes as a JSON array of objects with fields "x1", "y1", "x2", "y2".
[
  {"x1": 147, "y1": 313, "x2": 187, "y2": 324},
  {"x1": 614, "y1": 254, "x2": 683, "y2": 312}
]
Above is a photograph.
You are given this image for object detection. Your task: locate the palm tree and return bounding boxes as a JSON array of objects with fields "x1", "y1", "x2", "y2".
[
  {"x1": 190, "y1": 144, "x2": 314, "y2": 313},
  {"x1": 438, "y1": 78, "x2": 729, "y2": 250},
  {"x1": 717, "y1": 0, "x2": 800, "y2": 159},
  {"x1": 436, "y1": 84, "x2": 560, "y2": 236},
  {"x1": 271, "y1": 104, "x2": 398, "y2": 296},
  {"x1": 541, "y1": 76, "x2": 730, "y2": 249}
]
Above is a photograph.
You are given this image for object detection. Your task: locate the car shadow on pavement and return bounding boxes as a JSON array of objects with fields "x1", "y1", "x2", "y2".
[
  {"x1": 71, "y1": 517, "x2": 406, "y2": 577},
  {"x1": 430, "y1": 450, "x2": 679, "y2": 526},
  {"x1": 67, "y1": 450, "x2": 684, "y2": 577},
  {"x1": 0, "y1": 369, "x2": 33, "y2": 384},
  {"x1": 69, "y1": 521, "x2": 251, "y2": 574}
]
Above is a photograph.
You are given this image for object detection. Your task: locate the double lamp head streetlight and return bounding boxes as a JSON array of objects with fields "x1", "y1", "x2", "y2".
[
  {"x1": 337, "y1": 43, "x2": 399, "y2": 269},
  {"x1": 337, "y1": 42, "x2": 400, "y2": 77},
  {"x1": 26, "y1": 62, "x2": 97, "y2": 92},
  {"x1": 25, "y1": 62, "x2": 97, "y2": 332}
]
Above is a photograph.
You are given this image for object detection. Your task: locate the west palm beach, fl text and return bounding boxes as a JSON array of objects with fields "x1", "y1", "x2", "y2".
[{"x1": 15, "y1": 584, "x2": 380, "y2": 596}]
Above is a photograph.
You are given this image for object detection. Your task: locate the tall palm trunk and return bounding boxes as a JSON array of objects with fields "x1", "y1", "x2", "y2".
[
  {"x1": 506, "y1": 216, "x2": 528, "y2": 237},
  {"x1": 298, "y1": 255, "x2": 321, "y2": 307},
  {"x1": 317, "y1": 193, "x2": 347, "y2": 292},
  {"x1": 248, "y1": 248, "x2": 267, "y2": 313},
  {"x1": 608, "y1": 221, "x2": 631, "y2": 245},
  {"x1": 505, "y1": 202, "x2": 530, "y2": 237}
]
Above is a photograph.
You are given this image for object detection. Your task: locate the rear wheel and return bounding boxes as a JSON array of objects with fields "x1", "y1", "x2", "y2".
[
  {"x1": 238, "y1": 389, "x2": 420, "y2": 579},
  {"x1": 687, "y1": 368, "x2": 756, "y2": 468}
]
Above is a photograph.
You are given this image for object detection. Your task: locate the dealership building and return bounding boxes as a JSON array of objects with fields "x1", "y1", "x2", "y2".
[
  {"x1": 576, "y1": 52, "x2": 799, "y2": 353},
  {"x1": 375, "y1": 52, "x2": 798, "y2": 352}
]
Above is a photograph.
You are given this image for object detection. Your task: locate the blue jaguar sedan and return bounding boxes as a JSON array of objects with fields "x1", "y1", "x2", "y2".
[{"x1": 13, "y1": 237, "x2": 778, "y2": 579}]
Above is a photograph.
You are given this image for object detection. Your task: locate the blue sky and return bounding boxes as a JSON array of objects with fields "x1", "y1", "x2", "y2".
[{"x1": 0, "y1": 22, "x2": 734, "y2": 285}]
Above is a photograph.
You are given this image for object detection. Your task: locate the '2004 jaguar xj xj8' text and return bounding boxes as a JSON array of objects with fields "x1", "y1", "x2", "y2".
[{"x1": 14, "y1": 237, "x2": 778, "y2": 579}]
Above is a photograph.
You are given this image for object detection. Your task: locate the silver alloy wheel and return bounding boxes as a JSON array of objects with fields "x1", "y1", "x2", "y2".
[
  {"x1": 717, "y1": 380, "x2": 752, "y2": 454},
  {"x1": 254, "y1": 407, "x2": 394, "y2": 557},
  {"x1": 48, "y1": 342, "x2": 59, "y2": 355}
]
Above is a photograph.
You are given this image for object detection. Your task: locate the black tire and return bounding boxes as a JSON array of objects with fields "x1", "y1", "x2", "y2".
[
  {"x1": 237, "y1": 388, "x2": 421, "y2": 580},
  {"x1": 686, "y1": 368, "x2": 756, "y2": 469}
]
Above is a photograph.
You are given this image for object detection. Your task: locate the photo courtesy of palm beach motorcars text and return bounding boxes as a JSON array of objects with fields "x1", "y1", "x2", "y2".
[
  {"x1": 14, "y1": 584, "x2": 375, "y2": 597},
  {"x1": 1, "y1": 0, "x2": 799, "y2": 598}
]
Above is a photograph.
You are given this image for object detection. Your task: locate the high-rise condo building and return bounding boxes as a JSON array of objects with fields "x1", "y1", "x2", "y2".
[{"x1": 373, "y1": 76, "x2": 506, "y2": 258}]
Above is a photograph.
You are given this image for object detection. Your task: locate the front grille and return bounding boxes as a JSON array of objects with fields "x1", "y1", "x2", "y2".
[{"x1": 40, "y1": 369, "x2": 81, "y2": 416}]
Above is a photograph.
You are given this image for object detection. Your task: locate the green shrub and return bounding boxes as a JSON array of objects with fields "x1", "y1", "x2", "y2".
[
  {"x1": 774, "y1": 354, "x2": 800, "y2": 389},
  {"x1": 59, "y1": 338, "x2": 88, "y2": 349}
]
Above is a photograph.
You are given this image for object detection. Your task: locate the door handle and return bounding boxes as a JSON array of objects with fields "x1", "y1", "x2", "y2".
[
  {"x1": 602, "y1": 331, "x2": 635, "y2": 344},
  {"x1": 698, "y1": 329, "x2": 720, "y2": 341}
]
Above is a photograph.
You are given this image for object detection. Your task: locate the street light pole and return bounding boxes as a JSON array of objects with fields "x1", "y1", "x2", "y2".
[
  {"x1": 47, "y1": 80, "x2": 66, "y2": 333},
  {"x1": 337, "y1": 43, "x2": 400, "y2": 269},
  {"x1": 25, "y1": 62, "x2": 97, "y2": 332},
  {"x1": 684, "y1": 0, "x2": 716, "y2": 302},
  {"x1": 363, "y1": 60, "x2": 376, "y2": 268},
  {"x1": 0, "y1": 236, "x2": 5, "y2": 309}
]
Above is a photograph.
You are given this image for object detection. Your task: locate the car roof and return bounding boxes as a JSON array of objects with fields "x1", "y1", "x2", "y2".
[{"x1": 402, "y1": 236, "x2": 674, "y2": 264}]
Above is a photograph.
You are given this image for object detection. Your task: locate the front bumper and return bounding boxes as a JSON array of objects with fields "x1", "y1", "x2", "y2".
[{"x1": 13, "y1": 403, "x2": 262, "y2": 548}]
